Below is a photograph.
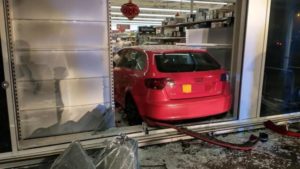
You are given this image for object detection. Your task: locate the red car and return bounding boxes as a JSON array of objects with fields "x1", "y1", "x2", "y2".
[{"x1": 113, "y1": 45, "x2": 232, "y2": 125}]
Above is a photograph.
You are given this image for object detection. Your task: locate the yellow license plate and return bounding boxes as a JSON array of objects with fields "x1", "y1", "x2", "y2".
[{"x1": 182, "y1": 84, "x2": 192, "y2": 93}]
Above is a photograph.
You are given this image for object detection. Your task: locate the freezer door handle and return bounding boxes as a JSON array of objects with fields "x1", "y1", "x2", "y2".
[{"x1": 1, "y1": 81, "x2": 9, "y2": 89}]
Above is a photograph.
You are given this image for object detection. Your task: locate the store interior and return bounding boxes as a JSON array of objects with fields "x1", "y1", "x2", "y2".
[
  {"x1": 111, "y1": 0, "x2": 238, "y2": 127},
  {"x1": 1, "y1": 0, "x2": 241, "y2": 150},
  {"x1": 111, "y1": 0, "x2": 235, "y2": 48},
  {"x1": 0, "y1": 1, "x2": 299, "y2": 164}
]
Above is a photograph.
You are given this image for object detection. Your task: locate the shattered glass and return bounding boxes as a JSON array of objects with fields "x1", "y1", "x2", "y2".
[
  {"x1": 50, "y1": 135, "x2": 140, "y2": 169},
  {"x1": 50, "y1": 141, "x2": 95, "y2": 169},
  {"x1": 94, "y1": 135, "x2": 140, "y2": 169}
]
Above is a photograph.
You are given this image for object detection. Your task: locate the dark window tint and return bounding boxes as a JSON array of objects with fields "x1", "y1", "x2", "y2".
[
  {"x1": 261, "y1": 0, "x2": 300, "y2": 116},
  {"x1": 155, "y1": 52, "x2": 221, "y2": 73},
  {"x1": 117, "y1": 49, "x2": 147, "y2": 70},
  {"x1": 116, "y1": 49, "x2": 129, "y2": 67},
  {"x1": 133, "y1": 52, "x2": 147, "y2": 70}
]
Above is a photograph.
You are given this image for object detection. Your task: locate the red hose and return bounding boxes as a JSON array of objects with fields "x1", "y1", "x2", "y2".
[
  {"x1": 264, "y1": 120, "x2": 300, "y2": 138},
  {"x1": 145, "y1": 119, "x2": 259, "y2": 151}
]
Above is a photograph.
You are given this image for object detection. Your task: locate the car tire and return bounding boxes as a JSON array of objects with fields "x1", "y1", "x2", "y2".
[{"x1": 125, "y1": 95, "x2": 142, "y2": 125}]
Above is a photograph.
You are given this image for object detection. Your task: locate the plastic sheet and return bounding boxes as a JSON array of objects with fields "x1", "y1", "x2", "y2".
[
  {"x1": 50, "y1": 135, "x2": 139, "y2": 169},
  {"x1": 50, "y1": 141, "x2": 95, "y2": 169},
  {"x1": 94, "y1": 135, "x2": 140, "y2": 169}
]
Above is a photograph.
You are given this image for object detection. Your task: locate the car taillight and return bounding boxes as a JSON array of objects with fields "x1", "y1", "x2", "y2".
[
  {"x1": 221, "y1": 73, "x2": 229, "y2": 82},
  {"x1": 145, "y1": 78, "x2": 168, "y2": 90}
]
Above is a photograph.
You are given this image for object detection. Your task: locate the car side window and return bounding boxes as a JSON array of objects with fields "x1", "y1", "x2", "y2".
[
  {"x1": 117, "y1": 50, "x2": 129, "y2": 68},
  {"x1": 116, "y1": 49, "x2": 147, "y2": 71},
  {"x1": 135, "y1": 51, "x2": 147, "y2": 71},
  {"x1": 116, "y1": 49, "x2": 134, "y2": 69}
]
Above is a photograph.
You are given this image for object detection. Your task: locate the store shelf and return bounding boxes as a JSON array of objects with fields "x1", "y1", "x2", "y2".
[
  {"x1": 159, "y1": 17, "x2": 232, "y2": 28},
  {"x1": 149, "y1": 37, "x2": 186, "y2": 40},
  {"x1": 176, "y1": 43, "x2": 232, "y2": 49}
]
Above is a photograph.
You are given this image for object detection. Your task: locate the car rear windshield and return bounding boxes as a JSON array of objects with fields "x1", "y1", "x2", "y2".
[{"x1": 155, "y1": 52, "x2": 221, "y2": 72}]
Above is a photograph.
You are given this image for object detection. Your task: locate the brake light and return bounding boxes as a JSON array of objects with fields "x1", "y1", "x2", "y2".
[
  {"x1": 221, "y1": 73, "x2": 229, "y2": 81},
  {"x1": 145, "y1": 78, "x2": 168, "y2": 90}
]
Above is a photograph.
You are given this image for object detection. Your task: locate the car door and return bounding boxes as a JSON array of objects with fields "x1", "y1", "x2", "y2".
[
  {"x1": 113, "y1": 49, "x2": 129, "y2": 105},
  {"x1": 114, "y1": 49, "x2": 147, "y2": 106},
  {"x1": 116, "y1": 49, "x2": 139, "y2": 105}
]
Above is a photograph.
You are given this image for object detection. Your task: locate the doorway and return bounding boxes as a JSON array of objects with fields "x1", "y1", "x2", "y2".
[{"x1": 0, "y1": 40, "x2": 12, "y2": 153}]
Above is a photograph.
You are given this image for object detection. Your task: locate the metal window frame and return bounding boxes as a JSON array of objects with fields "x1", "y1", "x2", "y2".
[
  {"x1": 240, "y1": 0, "x2": 271, "y2": 119},
  {"x1": 1, "y1": 0, "x2": 300, "y2": 165},
  {"x1": 0, "y1": 0, "x2": 19, "y2": 154},
  {"x1": 0, "y1": 0, "x2": 116, "y2": 151},
  {"x1": 255, "y1": 0, "x2": 272, "y2": 118}
]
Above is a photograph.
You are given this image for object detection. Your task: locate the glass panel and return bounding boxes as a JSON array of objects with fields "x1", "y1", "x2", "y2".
[
  {"x1": 16, "y1": 78, "x2": 110, "y2": 111},
  {"x1": 14, "y1": 50, "x2": 109, "y2": 80},
  {"x1": 155, "y1": 53, "x2": 221, "y2": 72},
  {"x1": 10, "y1": 0, "x2": 107, "y2": 21},
  {"x1": 20, "y1": 104, "x2": 113, "y2": 139},
  {"x1": 11, "y1": 20, "x2": 108, "y2": 50},
  {"x1": 6, "y1": 0, "x2": 112, "y2": 140},
  {"x1": 135, "y1": 52, "x2": 147, "y2": 70},
  {"x1": 261, "y1": 0, "x2": 300, "y2": 116}
]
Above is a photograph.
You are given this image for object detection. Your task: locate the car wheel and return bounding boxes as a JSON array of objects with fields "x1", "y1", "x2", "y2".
[{"x1": 125, "y1": 95, "x2": 142, "y2": 125}]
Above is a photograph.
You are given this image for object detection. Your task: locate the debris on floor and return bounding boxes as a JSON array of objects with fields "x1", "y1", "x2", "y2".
[
  {"x1": 139, "y1": 129, "x2": 300, "y2": 169},
  {"x1": 50, "y1": 135, "x2": 139, "y2": 169},
  {"x1": 10, "y1": 124, "x2": 300, "y2": 169},
  {"x1": 264, "y1": 120, "x2": 300, "y2": 138},
  {"x1": 50, "y1": 141, "x2": 95, "y2": 169},
  {"x1": 146, "y1": 119, "x2": 260, "y2": 151},
  {"x1": 94, "y1": 134, "x2": 139, "y2": 169}
]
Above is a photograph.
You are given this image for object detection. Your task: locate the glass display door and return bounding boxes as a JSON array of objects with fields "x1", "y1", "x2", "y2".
[
  {"x1": 0, "y1": 41, "x2": 11, "y2": 153},
  {"x1": 1, "y1": 0, "x2": 113, "y2": 149},
  {"x1": 261, "y1": 0, "x2": 300, "y2": 116}
]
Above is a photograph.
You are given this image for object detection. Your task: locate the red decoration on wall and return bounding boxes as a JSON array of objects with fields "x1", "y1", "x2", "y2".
[{"x1": 121, "y1": 0, "x2": 140, "y2": 20}]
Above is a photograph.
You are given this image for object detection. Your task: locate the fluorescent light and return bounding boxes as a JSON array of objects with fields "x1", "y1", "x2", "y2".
[
  {"x1": 112, "y1": 17, "x2": 164, "y2": 21},
  {"x1": 163, "y1": 0, "x2": 228, "y2": 5},
  {"x1": 111, "y1": 12, "x2": 173, "y2": 18},
  {"x1": 111, "y1": 20, "x2": 161, "y2": 26},
  {"x1": 111, "y1": 6, "x2": 196, "y2": 13},
  {"x1": 112, "y1": 22, "x2": 161, "y2": 26},
  {"x1": 112, "y1": 20, "x2": 161, "y2": 24}
]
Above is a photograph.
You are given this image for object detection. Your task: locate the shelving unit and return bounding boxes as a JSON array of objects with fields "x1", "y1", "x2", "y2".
[
  {"x1": 150, "y1": 16, "x2": 234, "y2": 45},
  {"x1": 149, "y1": 37, "x2": 186, "y2": 40},
  {"x1": 158, "y1": 17, "x2": 233, "y2": 28},
  {"x1": 176, "y1": 43, "x2": 232, "y2": 49}
]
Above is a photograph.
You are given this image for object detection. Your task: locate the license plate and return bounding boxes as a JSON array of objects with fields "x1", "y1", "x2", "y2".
[{"x1": 182, "y1": 84, "x2": 192, "y2": 93}]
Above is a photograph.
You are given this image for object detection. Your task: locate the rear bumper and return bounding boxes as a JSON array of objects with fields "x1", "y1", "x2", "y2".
[{"x1": 138, "y1": 94, "x2": 232, "y2": 121}]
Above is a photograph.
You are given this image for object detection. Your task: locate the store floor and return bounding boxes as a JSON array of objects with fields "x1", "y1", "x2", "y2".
[
  {"x1": 139, "y1": 129, "x2": 300, "y2": 169},
  {"x1": 13, "y1": 126, "x2": 300, "y2": 169}
]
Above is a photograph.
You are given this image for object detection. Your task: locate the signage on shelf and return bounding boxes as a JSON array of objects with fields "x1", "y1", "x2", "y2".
[
  {"x1": 138, "y1": 26, "x2": 156, "y2": 35},
  {"x1": 117, "y1": 24, "x2": 130, "y2": 32}
]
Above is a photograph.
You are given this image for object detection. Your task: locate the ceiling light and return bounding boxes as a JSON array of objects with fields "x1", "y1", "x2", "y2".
[
  {"x1": 111, "y1": 21, "x2": 161, "y2": 26},
  {"x1": 112, "y1": 17, "x2": 164, "y2": 21},
  {"x1": 111, "y1": 6, "x2": 196, "y2": 13},
  {"x1": 163, "y1": 0, "x2": 228, "y2": 5},
  {"x1": 112, "y1": 20, "x2": 161, "y2": 24},
  {"x1": 111, "y1": 12, "x2": 173, "y2": 17}
]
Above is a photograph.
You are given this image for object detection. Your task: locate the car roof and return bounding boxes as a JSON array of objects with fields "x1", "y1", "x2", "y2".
[{"x1": 128, "y1": 45, "x2": 207, "y2": 53}]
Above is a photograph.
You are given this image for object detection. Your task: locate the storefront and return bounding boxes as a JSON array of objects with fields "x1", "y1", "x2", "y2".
[{"x1": 0, "y1": 0, "x2": 299, "y2": 167}]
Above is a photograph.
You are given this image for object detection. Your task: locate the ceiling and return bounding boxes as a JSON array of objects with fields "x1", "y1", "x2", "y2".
[
  {"x1": 110, "y1": 0, "x2": 236, "y2": 29},
  {"x1": 110, "y1": 0, "x2": 236, "y2": 11}
]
